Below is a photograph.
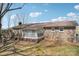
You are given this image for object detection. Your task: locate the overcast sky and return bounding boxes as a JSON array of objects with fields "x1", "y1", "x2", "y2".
[{"x1": 2, "y1": 3, "x2": 79, "y2": 29}]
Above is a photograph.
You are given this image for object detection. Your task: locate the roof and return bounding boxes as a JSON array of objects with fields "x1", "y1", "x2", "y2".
[{"x1": 13, "y1": 21, "x2": 78, "y2": 30}]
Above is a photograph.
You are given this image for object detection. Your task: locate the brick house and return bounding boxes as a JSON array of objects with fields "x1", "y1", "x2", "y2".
[{"x1": 12, "y1": 21, "x2": 78, "y2": 42}]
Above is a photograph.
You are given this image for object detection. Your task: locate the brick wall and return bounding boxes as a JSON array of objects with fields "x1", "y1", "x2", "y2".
[{"x1": 44, "y1": 29, "x2": 75, "y2": 42}]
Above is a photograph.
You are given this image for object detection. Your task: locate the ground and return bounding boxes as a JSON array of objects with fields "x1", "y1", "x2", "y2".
[{"x1": 0, "y1": 40, "x2": 79, "y2": 56}]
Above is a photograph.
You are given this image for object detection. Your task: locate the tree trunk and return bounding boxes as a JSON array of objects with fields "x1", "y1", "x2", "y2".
[{"x1": 0, "y1": 17, "x2": 2, "y2": 43}]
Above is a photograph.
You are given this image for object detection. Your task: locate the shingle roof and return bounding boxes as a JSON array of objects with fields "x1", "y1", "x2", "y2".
[{"x1": 13, "y1": 20, "x2": 78, "y2": 30}]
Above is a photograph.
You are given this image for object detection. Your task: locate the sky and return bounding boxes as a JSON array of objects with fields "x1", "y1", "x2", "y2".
[{"x1": 2, "y1": 3, "x2": 79, "y2": 29}]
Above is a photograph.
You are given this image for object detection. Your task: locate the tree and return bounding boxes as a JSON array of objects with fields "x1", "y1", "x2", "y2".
[{"x1": 0, "y1": 3, "x2": 24, "y2": 41}]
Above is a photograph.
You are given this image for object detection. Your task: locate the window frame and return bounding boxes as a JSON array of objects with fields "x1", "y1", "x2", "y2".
[{"x1": 59, "y1": 27, "x2": 64, "y2": 32}]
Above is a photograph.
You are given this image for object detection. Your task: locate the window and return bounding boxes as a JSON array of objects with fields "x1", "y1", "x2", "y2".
[
  {"x1": 60, "y1": 28, "x2": 63, "y2": 31},
  {"x1": 55, "y1": 27, "x2": 59, "y2": 31},
  {"x1": 38, "y1": 33, "x2": 43, "y2": 37},
  {"x1": 59, "y1": 27, "x2": 64, "y2": 32},
  {"x1": 23, "y1": 31, "x2": 36, "y2": 38},
  {"x1": 54, "y1": 27, "x2": 64, "y2": 32}
]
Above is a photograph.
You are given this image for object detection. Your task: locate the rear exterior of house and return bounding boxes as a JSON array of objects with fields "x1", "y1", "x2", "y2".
[
  {"x1": 13, "y1": 27, "x2": 44, "y2": 42},
  {"x1": 44, "y1": 26, "x2": 75, "y2": 42},
  {"x1": 12, "y1": 21, "x2": 78, "y2": 42},
  {"x1": 42, "y1": 21, "x2": 77, "y2": 42},
  {"x1": 22, "y1": 29, "x2": 44, "y2": 42}
]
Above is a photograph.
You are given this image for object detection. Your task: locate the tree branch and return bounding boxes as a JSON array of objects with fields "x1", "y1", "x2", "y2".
[
  {"x1": 8, "y1": 3, "x2": 25, "y2": 11},
  {"x1": 1, "y1": 3, "x2": 12, "y2": 14},
  {"x1": 0, "y1": 3, "x2": 3, "y2": 14},
  {"x1": 0, "y1": 10, "x2": 8, "y2": 18},
  {"x1": 0, "y1": 3, "x2": 11, "y2": 17},
  {"x1": 0, "y1": 3, "x2": 25, "y2": 18},
  {"x1": 8, "y1": 6, "x2": 22, "y2": 11},
  {"x1": 1, "y1": 3, "x2": 9, "y2": 14},
  {"x1": 6, "y1": 3, "x2": 12, "y2": 10}
]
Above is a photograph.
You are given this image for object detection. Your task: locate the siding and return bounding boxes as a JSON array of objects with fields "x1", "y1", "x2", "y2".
[{"x1": 22, "y1": 30, "x2": 38, "y2": 39}]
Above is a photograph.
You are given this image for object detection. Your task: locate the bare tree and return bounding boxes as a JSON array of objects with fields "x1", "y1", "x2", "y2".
[
  {"x1": 16, "y1": 14, "x2": 26, "y2": 24},
  {"x1": 0, "y1": 3, "x2": 24, "y2": 41}
]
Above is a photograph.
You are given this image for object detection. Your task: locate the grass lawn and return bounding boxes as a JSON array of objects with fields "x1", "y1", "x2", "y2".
[
  {"x1": 0, "y1": 41, "x2": 79, "y2": 56},
  {"x1": 15, "y1": 41, "x2": 79, "y2": 56}
]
